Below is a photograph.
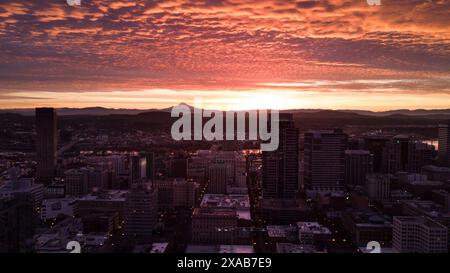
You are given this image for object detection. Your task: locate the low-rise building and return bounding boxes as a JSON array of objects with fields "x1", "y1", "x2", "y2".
[
  {"x1": 200, "y1": 194, "x2": 251, "y2": 221},
  {"x1": 341, "y1": 209, "x2": 392, "y2": 247},
  {"x1": 41, "y1": 198, "x2": 77, "y2": 220},
  {"x1": 185, "y1": 244, "x2": 254, "y2": 253},
  {"x1": 191, "y1": 208, "x2": 238, "y2": 245},
  {"x1": 297, "y1": 222, "x2": 332, "y2": 250}
]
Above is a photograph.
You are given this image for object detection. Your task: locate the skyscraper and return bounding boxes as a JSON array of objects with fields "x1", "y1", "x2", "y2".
[
  {"x1": 379, "y1": 136, "x2": 435, "y2": 174},
  {"x1": 438, "y1": 121, "x2": 450, "y2": 167},
  {"x1": 363, "y1": 135, "x2": 434, "y2": 175},
  {"x1": 87, "y1": 167, "x2": 109, "y2": 191},
  {"x1": 64, "y1": 169, "x2": 88, "y2": 196},
  {"x1": 344, "y1": 150, "x2": 373, "y2": 187},
  {"x1": 262, "y1": 113, "x2": 299, "y2": 199},
  {"x1": 407, "y1": 141, "x2": 434, "y2": 172},
  {"x1": 366, "y1": 174, "x2": 391, "y2": 201},
  {"x1": 130, "y1": 155, "x2": 147, "y2": 184},
  {"x1": 35, "y1": 108, "x2": 57, "y2": 184},
  {"x1": 364, "y1": 135, "x2": 391, "y2": 173},
  {"x1": 145, "y1": 152, "x2": 155, "y2": 183},
  {"x1": 153, "y1": 178, "x2": 198, "y2": 210},
  {"x1": 303, "y1": 129, "x2": 347, "y2": 192},
  {"x1": 207, "y1": 160, "x2": 229, "y2": 194},
  {"x1": 0, "y1": 195, "x2": 35, "y2": 253},
  {"x1": 168, "y1": 157, "x2": 188, "y2": 179},
  {"x1": 124, "y1": 183, "x2": 158, "y2": 243}
]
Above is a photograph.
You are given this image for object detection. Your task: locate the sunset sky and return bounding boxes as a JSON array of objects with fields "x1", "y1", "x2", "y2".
[{"x1": 0, "y1": 0, "x2": 449, "y2": 111}]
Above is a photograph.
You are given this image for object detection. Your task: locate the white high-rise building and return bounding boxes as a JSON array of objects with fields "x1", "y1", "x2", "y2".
[{"x1": 393, "y1": 216, "x2": 447, "y2": 253}]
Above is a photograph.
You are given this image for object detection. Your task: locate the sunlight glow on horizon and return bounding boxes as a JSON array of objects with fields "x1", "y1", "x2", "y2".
[{"x1": 1, "y1": 87, "x2": 450, "y2": 111}]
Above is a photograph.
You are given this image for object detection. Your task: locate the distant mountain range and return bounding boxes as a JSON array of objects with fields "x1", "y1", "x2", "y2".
[
  {"x1": 0, "y1": 107, "x2": 157, "y2": 116},
  {"x1": 1, "y1": 104, "x2": 450, "y2": 118},
  {"x1": 1, "y1": 104, "x2": 447, "y2": 139}
]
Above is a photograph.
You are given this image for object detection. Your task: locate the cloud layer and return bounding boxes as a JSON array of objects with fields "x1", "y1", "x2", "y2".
[{"x1": 0, "y1": 0, "x2": 449, "y2": 110}]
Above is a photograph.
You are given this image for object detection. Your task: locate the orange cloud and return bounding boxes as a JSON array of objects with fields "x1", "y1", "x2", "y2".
[{"x1": 0, "y1": 0, "x2": 449, "y2": 110}]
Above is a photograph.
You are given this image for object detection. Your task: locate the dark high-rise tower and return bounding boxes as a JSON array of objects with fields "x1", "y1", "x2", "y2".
[
  {"x1": 303, "y1": 129, "x2": 348, "y2": 192},
  {"x1": 35, "y1": 108, "x2": 57, "y2": 184},
  {"x1": 130, "y1": 155, "x2": 147, "y2": 184},
  {"x1": 344, "y1": 150, "x2": 373, "y2": 187},
  {"x1": 438, "y1": 121, "x2": 450, "y2": 167},
  {"x1": 145, "y1": 152, "x2": 155, "y2": 183},
  {"x1": 364, "y1": 136, "x2": 391, "y2": 173},
  {"x1": 0, "y1": 195, "x2": 35, "y2": 253},
  {"x1": 124, "y1": 183, "x2": 157, "y2": 243},
  {"x1": 262, "y1": 113, "x2": 299, "y2": 199},
  {"x1": 168, "y1": 157, "x2": 188, "y2": 179}
]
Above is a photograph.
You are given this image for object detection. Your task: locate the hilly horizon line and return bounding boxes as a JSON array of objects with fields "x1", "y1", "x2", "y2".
[{"x1": 1, "y1": 103, "x2": 450, "y2": 117}]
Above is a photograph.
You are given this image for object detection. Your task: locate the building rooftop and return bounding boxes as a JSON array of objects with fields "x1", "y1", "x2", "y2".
[
  {"x1": 389, "y1": 190, "x2": 414, "y2": 200},
  {"x1": 42, "y1": 197, "x2": 77, "y2": 206},
  {"x1": 0, "y1": 177, "x2": 42, "y2": 192},
  {"x1": 201, "y1": 194, "x2": 250, "y2": 208},
  {"x1": 200, "y1": 194, "x2": 251, "y2": 220},
  {"x1": 345, "y1": 209, "x2": 392, "y2": 227},
  {"x1": 297, "y1": 222, "x2": 332, "y2": 235},
  {"x1": 151, "y1": 242, "x2": 169, "y2": 253},
  {"x1": 422, "y1": 165, "x2": 450, "y2": 173},
  {"x1": 132, "y1": 243, "x2": 169, "y2": 253},
  {"x1": 345, "y1": 150, "x2": 370, "y2": 155},
  {"x1": 276, "y1": 243, "x2": 325, "y2": 253},
  {"x1": 398, "y1": 173, "x2": 443, "y2": 186},
  {"x1": 34, "y1": 217, "x2": 84, "y2": 252},
  {"x1": 78, "y1": 190, "x2": 128, "y2": 202},
  {"x1": 185, "y1": 244, "x2": 254, "y2": 253},
  {"x1": 408, "y1": 180, "x2": 443, "y2": 186},
  {"x1": 266, "y1": 225, "x2": 297, "y2": 239},
  {"x1": 402, "y1": 200, "x2": 449, "y2": 218},
  {"x1": 219, "y1": 245, "x2": 254, "y2": 253},
  {"x1": 261, "y1": 198, "x2": 309, "y2": 210},
  {"x1": 394, "y1": 216, "x2": 447, "y2": 229},
  {"x1": 192, "y1": 207, "x2": 238, "y2": 218},
  {"x1": 432, "y1": 189, "x2": 449, "y2": 196}
]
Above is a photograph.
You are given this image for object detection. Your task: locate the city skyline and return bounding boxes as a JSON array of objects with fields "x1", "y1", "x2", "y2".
[
  {"x1": 2, "y1": 106, "x2": 450, "y2": 254},
  {"x1": 0, "y1": 0, "x2": 449, "y2": 110}
]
